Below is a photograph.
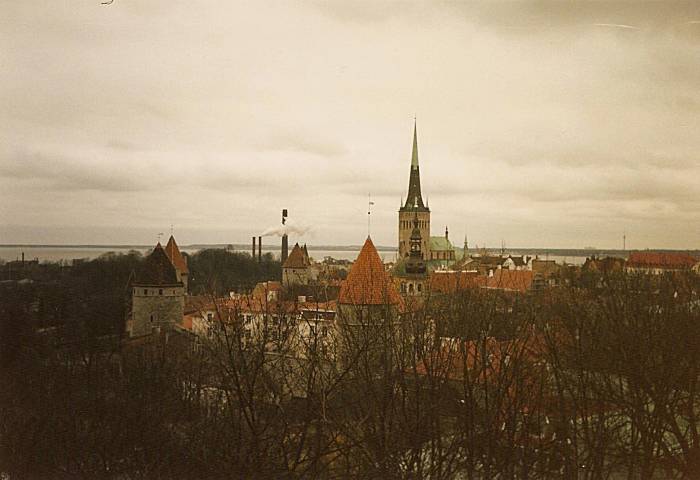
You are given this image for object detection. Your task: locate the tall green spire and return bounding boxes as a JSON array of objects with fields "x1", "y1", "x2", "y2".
[
  {"x1": 402, "y1": 118, "x2": 428, "y2": 211},
  {"x1": 411, "y1": 119, "x2": 419, "y2": 168}
]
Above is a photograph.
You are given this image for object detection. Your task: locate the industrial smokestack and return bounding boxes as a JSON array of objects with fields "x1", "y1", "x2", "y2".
[
  {"x1": 282, "y1": 234, "x2": 288, "y2": 264},
  {"x1": 281, "y1": 208, "x2": 289, "y2": 263},
  {"x1": 258, "y1": 236, "x2": 262, "y2": 262},
  {"x1": 252, "y1": 236, "x2": 256, "y2": 258}
]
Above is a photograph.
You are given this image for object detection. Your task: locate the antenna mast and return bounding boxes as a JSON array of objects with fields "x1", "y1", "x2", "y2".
[{"x1": 367, "y1": 193, "x2": 375, "y2": 236}]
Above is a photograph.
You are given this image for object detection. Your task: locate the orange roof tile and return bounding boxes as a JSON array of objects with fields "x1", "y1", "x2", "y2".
[
  {"x1": 165, "y1": 235, "x2": 189, "y2": 274},
  {"x1": 486, "y1": 269, "x2": 534, "y2": 293},
  {"x1": 627, "y1": 252, "x2": 696, "y2": 269},
  {"x1": 339, "y1": 237, "x2": 402, "y2": 305},
  {"x1": 429, "y1": 270, "x2": 484, "y2": 294},
  {"x1": 283, "y1": 243, "x2": 309, "y2": 269}
]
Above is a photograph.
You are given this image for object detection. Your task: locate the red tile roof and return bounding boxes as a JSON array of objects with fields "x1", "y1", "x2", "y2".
[
  {"x1": 627, "y1": 252, "x2": 697, "y2": 269},
  {"x1": 283, "y1": 243, "x2": 310, "y2": 269},
  {"x1": 415, "y1": 332, "x2": 548, "y2": 383},
  {"x1": 429, "y1": 270, "x2": 485, "y2": 294},
  {"x1": 165, "y1": 235, "x2": 189, "y2": 273},
  {"x1": 339, "y1": 237, "x2": 402, "y2": 306},
  {"x1": 485, "y1": 269, "x2": 534, "y2": 293}
]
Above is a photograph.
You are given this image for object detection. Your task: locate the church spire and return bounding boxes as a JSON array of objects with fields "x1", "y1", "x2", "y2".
[
  {"x1": 411, "y1": 119, "x2": 419, "y2": 168},
  {"x1": 402, "y1": 118, "x2": 428, "y2": 211}
]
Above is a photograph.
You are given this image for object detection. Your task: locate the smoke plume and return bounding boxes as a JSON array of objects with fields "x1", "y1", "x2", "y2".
[{"x1": 261, "y1": 218, "x2": 312, "y2": 237}]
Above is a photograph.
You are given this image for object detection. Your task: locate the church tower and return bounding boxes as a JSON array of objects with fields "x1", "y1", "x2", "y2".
[{"x1": 398, "y1": 121, "x2": 430, "y2": 259}]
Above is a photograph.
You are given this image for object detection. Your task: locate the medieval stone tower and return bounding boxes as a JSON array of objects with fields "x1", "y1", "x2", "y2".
[
  {"x1": 398, "y1": 121, "x2": 430, "y2": 259},
  {"x1": 128, "y1": 243, "x2": 185, "y2": 338}
]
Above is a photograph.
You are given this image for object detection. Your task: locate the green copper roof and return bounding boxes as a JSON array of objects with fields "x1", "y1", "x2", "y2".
[
  {"x1": 430, "y1": 236, "x2": 453, "y2": 251},
  {"x1": 411, "y1": 121, "x2": 419, "y2": 168}
]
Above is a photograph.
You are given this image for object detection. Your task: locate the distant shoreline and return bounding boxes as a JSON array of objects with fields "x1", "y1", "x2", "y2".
[{"x1": 1, "y1": 244, "x2": 698, "y2": 256}]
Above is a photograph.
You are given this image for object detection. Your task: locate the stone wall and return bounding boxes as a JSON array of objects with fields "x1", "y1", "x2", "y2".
[
  {"x1": 398, "y1": 210, "x2": 430, "y2": 259},
  {"x1": 283, "y1": 267, "x2": 308, "y2": 287},
  {"x1": 130, "y1": 285, "x2": 185, "y2": 337}
]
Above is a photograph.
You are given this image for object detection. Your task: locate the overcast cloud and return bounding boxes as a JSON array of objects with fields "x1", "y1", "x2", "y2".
[{"x1": 1, "y1": 1, "x2": 699, "y2": 249}]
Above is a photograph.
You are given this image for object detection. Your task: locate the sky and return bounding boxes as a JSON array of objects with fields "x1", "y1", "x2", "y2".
[{"x1": 1, "y1": 1, "x2": 699, "y2": 249}]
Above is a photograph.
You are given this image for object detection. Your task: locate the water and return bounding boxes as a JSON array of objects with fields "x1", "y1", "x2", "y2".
[
  {"x1": 0, "y1": 246, "x2": 367, "y2": 263},
  {"x1": 0, "y1": 245, "x2": 589, "y2": 265}
]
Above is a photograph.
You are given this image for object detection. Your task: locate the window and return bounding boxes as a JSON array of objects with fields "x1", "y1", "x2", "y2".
[
  {"x1": 159, "y1": 289, "x2": 163, "y2": 295},
  {"x1": 207, "y1": 313, "x2": 213, "y2": 321},
  {"x1": 408, "y1": 283, "x2": 414, "y2": 293},
  {"x1": 144, "y1": 289, "x2": 148, "y2": 295},
  {"x1": 417, "y1": 283, "x2": 422, "y2": 292},
  {"x1": 150, "y1": 314, "x2": 154, "y2": 322}
]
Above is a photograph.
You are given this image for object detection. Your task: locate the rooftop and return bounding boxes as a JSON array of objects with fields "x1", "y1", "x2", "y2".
[
  {"x1": 339, "y1": 237, "x2": 402, "y2": 306},
  {"x1": 133, "y1": 243, "x2": 181, "y2": 286}
]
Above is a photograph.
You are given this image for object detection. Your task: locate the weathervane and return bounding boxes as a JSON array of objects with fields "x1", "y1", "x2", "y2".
[{"x1": 157, "y1": 232, "x2": 164, "y2": 244}]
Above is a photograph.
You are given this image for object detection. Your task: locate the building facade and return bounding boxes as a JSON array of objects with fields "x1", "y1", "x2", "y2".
[{"x1": 395, "y1": 214, "x2": 429, "y2": 296}]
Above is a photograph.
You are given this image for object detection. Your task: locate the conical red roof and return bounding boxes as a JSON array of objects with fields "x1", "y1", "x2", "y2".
[
  {"x1": 165, "y1": 235, "x2": 188, "y2": 273},
  {"x1": 283, "y1": 243, "x2": 309, "y2": 268},
  {"x1": 134, "y1": 243, "x2": 181, "y2": 286},
  {"x1": 339, "y1": 237, "x2": 401, "y2": 305}
]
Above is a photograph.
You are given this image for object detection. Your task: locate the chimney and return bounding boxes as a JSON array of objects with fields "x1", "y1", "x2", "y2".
[
  {"x1": 258, "y1": 236, "x2": 262, "y2": 262},
  {"x1": 21, "y1": 251, "x2": 25, "y2": 267},
  {"x1": 281, "y1": 208, "x2": 289, "y2": 264},
  {"x1": 282, "y1": 234, "x2": 288, "y2": 264},
  {"x1": 252, "y1": 236, "x2": 256, "y2": 258}
]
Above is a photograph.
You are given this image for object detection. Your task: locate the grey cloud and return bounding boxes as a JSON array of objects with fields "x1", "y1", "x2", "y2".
[
  {"x1": 457, "y1": 1, "x2": 700, "y2": 34},
  {"x1": 2, "y1": 2, "x2": 699, "y2": 248},
  {"x1": 308, "y1": 1, "x2": 413, "y2": 23},
  {"x1": 253, "y1": 131, "x2": 347, "y2": 157},
  {"x1": 0, "y1": 150, "x2": 149, "y2": 193}
]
